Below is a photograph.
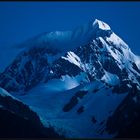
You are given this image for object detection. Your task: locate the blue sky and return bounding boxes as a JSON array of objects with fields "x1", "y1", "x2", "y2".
[{"x1": 0, "y1": 2, "x2": 140, "y2": 55}]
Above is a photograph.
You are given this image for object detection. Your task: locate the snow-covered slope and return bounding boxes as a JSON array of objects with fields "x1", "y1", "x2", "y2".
[
  {"x1": 0, "y1": 19, "x2": 140, "y2": 138},
  {"x1": 14, "y1": 81, "x2": 128, "y2": 138},
  {"x1": 0, "y1": 87, "x2": 16, "y2": 98}
]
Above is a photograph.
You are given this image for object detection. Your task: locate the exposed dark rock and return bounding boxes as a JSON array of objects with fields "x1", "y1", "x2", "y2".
[
  {"x1": 63, "y1": 96, "x2": 78, "y2": 112},
  {"x1": 91, "y1": 116, "x2": 97, "y2": 124},
  {"x1": 63, "y1": 90, "x2": 88, "y2": 112},
  {"x1": 93, "y1": 88, "x2": 99, "y2": 93},
  {"x1": 106, "y1": 83, "x2": 140, "y2": 138},
  {"x1": 0, "y1": 107, "x2": 63, "y2": 138},
  {"x1": 0, "y1": 93, "x2": 63, "y2": 138},
  {"x1": 77, "y1": 106, "x2": 84, "y2": 114}
]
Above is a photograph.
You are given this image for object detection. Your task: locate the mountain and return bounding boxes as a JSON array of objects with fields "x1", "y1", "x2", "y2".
[
  {"x1": 0, "y1": 19, "x2": 140, "y2": 138},
  {"x1": 0, "y1": 87, "x2": 63, "y2": 137}
]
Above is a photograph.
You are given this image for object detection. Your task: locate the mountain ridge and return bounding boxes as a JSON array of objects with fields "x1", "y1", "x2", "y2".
[{"x1": 0, "y1": 19, "x2": 140, "y2": 138}]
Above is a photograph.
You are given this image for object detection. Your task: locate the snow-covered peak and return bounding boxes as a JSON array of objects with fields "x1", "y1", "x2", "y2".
[
  {"x1": 93, "y1": 19, "x2": 111, "y2": 30},
  {"x1": 106, "y1": 32, "x2": 128, "y2": 49},
  {"x1": 18, "y1": 19, "x2": 112, "y2": 53}
]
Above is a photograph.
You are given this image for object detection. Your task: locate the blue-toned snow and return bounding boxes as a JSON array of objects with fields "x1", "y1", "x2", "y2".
[
  {"x1": 14, "y1": 79, "x2": 127, "y2": 138},
  {"x1": 1, "y1": 19, "x2": 139, "y2": 138}
]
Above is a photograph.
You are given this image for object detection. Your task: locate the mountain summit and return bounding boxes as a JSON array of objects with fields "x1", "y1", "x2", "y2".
[
  {"x1": 16, "y1": 19, "x2": 112, "y2": 52},
  {"x1": 0, "y1": 19, "x2": 140, "y2": 138},
  {"x1": 93, "y1": 19, "x2": 111, "y2": 30}
]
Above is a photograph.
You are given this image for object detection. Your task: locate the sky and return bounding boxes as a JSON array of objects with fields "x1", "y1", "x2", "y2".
[{"x1": 0, "y1": 2, "x2": 140, "y2": 55}]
